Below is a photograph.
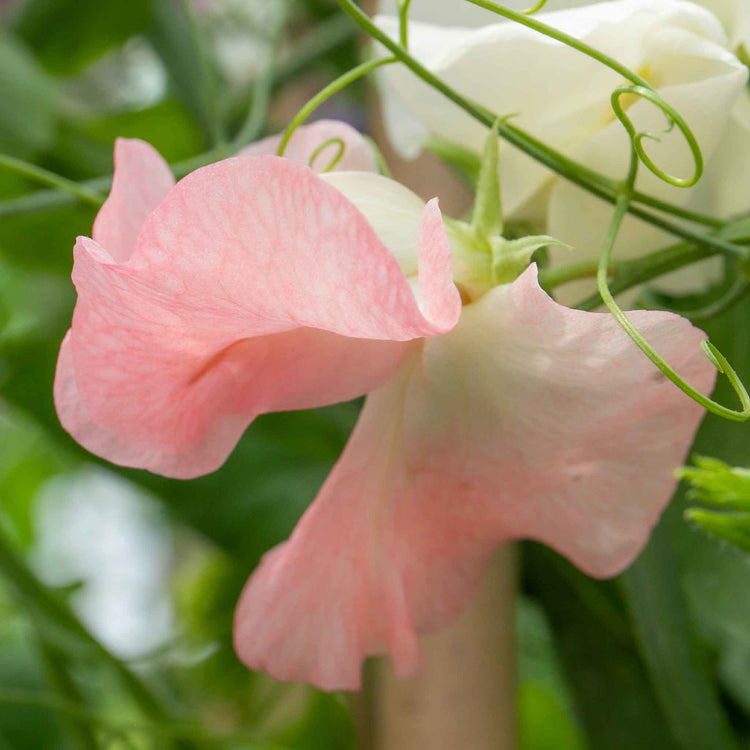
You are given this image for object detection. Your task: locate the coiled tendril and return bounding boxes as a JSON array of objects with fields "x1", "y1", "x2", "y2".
[
  {"x1": 308, "y1": 137, "x2": 346, "y2": 173},
  {"x1": 597, "y1": 87, "x2": 749, "y2": 421},
  {"x1": 523, "y1": 0, "x2": 548, "y2": 14},
  {"x1": 461, "y1": 0, "x2": 748, "y2": 421},
  {"x1": 610, "y1": 85, "x2": 703, "y2": 188}
]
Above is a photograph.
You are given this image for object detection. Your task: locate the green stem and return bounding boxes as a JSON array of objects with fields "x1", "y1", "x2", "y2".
[
  {"x1": 398, "y1": 0, "x2": 413, "y2": 48},
  {"x1": 0, "y1": 525, "x2": 176, "y2": 731},
  {"x1": 466, "y1": 0, "x2": 651, "y2": 88},
  {"x1": 36, "y1": 636, "x2": 99, "y2": 750},
  {"x1": 463, "y1": 0, "x2": 718, "y2": 218},
  {"x1": 334, "y1": 0, "x2": 742, "y2": 257},
  {"x1": 0, "y1": 151, "x2": 222, "y2": 219},
  {"x1": 0, "y1": 155, "x2": 105, "y2": 207},
  {"x1": 619, "y1": 521, "x2": 739, "y2": 750},
  {"x1": 540, "y1": 217, "x2": 750, "y2": 305},
  {"x1": 0, "y1": 16, "x2": 357, "y2": 220}
]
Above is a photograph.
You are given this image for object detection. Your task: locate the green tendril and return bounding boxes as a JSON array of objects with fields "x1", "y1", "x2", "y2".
[
  {"x1": 333, "y1": 0, "x2": 746, "y2": 262},
  {"x1": 277, "y1": 56, "x2": 396, "y2": 158},
  {"x1": 597, "y1": 155, "x2": 750, "y2": 421},
  {"x1": 398, "y1": 0, "x2": 413, "y2": 48},
  {"x1": 611, "y1": 86, "x2": 703, "y2": 188},
  {"x1": 465, "y1": 0, "x2": 704, "y2": 189},
  {"x1": 523, "y1": 0, "x2": 548, "y2": 14},
  {"x1": 308, "y1": 137, "x2": 346, "y2": 172},
  {"x1": 464, "y1": 0, "x2": 652, "y2": 89},
  {"x1": 461, "y1": 0, "x2": 749, "y2": 419}
]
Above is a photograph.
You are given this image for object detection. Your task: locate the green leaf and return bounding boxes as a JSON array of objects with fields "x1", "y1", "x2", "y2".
[
  {"x1": 519, "y1": 683, "x2": 586, "y2": 750},
  {"x1": 619, "y1": 520, "x2": 738, "y2": 750},
  {"x1": 276, "y1": 692, "x2": 355, "y2": 750},
  {"x1": 0, "y1": 408, "x2": 68, "y2": 549},
  {"x1": 148, "y1": 0, "x2": 224, "y2": 146},
  {"x1": 685, "y1": 509, "x2": 750, "y2": 555},
  {"x1": 0, "y1": 204, "x2": 95, "y2": 273},
  {"x1": 677, "y1": 456, "x2": 750, "y2": 512},
  {"x1": 0, "y1": 35, "x2": 57, "y2": 154},
  {"x1": 15, "y1": 0, "x2": 152, "y2": 75},
  {"x1": 518, "y1": 597, "x2": 586, "y2": 750},
  {"x1": 82, "y1": 100, "x2": 205, "y2": 164},
  {"x1": 669, "y1": 287, "x2": 750, "y2": 716},
  {"x1": 524, "y1": 545, "x2": 678, "y2": 750},
  {"x1": 0, "y1": 636, "x2": 65, "y2": 750}
]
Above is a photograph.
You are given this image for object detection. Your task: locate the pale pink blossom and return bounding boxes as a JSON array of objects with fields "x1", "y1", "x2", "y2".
[{"x1": 55, "y1": 120, "x2": 716, "y2": 691}]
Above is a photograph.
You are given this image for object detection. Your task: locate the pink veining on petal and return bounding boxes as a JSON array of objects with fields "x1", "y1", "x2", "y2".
[
  {"x1": 416, "y1": 198, "x2": 462, "y2": 329},
  {"x1": 57, "y1": 152, "x2": 459, "y2": 478},
  {"x1": 241, "y1": 119, "x2": 379, "y2": 173},
  {"x1": 92, "y1": 138, "x2": 175, "y2": 262},
  {"x1": 234, "y1": 264, "x2": 716, "y2": 690}
]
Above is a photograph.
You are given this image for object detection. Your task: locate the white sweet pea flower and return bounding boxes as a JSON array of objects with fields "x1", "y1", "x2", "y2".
[
  {"x1": 691, "y1": 0, "x2": 749, "y2": 48},
  {"x1": 375, "y1": 0, "x2": 749, "y2": 297},
  {"x1": 377, "y1": 0, "x2": 602, "y2": 24}
]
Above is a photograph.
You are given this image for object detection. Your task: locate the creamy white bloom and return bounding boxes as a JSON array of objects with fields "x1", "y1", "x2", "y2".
[
  {"x1": 691, "y1": 0, "x2": 749, "y2": 48},
  {"x1": 378, "y1": 0, "x2": 748, "y2": 48},
  {"x1": 375, "y1": 0, "x2": 749, "y2": 296}
]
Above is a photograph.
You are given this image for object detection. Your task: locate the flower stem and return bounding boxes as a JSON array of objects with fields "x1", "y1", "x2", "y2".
[
  {"x1": 35, "y1": 635, "x2": 99, "y2": 750},
  {"x1": 370, "y1": 548, "x2": 517, "y2": 750},
  {"x1": 0, "y1": 155, "x2": 105, "y2": 207}
]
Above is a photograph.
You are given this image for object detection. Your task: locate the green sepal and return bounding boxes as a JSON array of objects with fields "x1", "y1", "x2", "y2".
[
  {"x1": 676, "y1": 456, "x2": 750, "y2": 512},
  {"x1": 472, "y1": 120, "x2": 503, "y2": 240},
  {"x1": 491, "y1": 235, "x2": 571, "y2": 285},
  {"x1": 685, "y1": 509, "x2": 750, "y2": 555}
]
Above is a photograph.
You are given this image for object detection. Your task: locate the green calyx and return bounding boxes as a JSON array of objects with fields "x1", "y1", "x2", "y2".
[
  {"x1": 448, "y1": 122, "x2": 569, "y2": 297},
  {"x1": 471, "y1": 120, "x2": 504, "y2": 239},
  {"x1": 491, "y1": 234, "x2": 569, "y2": 284}
]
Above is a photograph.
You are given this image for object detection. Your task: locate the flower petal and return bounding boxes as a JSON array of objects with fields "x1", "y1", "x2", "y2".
[
  {"x1": 546, "y1": 24, "x2": 747, "y2": 300},
  {"x1": 92, "y1": 138, "x2": 175, "y2": 262},
  {"x1": 58, "y1": 156, "x2": 460, "y2": 477},
  {"x1": 377, "y1": 0, "x2": 602, "y2": 23},
  {"x1": 320, "y1": 171, "x2": 426, "y2": 275},
  {"x1": 234, "y1": 264, "x2": 716, "y2": 690},
  {"x1": 241, "y1": 119, "x2": 378, "y2": 173},
  {"x1": 375, "y1": 0, "x2": 738, "y2": 215}
]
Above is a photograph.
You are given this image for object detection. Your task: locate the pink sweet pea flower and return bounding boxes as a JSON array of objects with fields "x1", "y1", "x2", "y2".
[{"x1": 55, "y1": 120, "x2": 716, "y2": 691}]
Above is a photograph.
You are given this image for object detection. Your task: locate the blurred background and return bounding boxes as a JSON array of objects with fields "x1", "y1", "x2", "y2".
[{"x1": 0, "y1": 0, "x2": 748, "y2": 748}]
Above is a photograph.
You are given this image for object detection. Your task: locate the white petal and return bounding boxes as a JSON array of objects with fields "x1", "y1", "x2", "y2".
[
  {"x1": 546, "y1": 22, "x2": 747, "y2": 301},
  {"x1": 375, "y1": 0, "x2": 734, "y2": 215},
  {"x1": 320, "y1": 171, "x2": 426, "y2": 275}
]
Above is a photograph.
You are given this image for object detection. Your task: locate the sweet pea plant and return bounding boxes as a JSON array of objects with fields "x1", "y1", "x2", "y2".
[{"x1": 1, "y1": 0, "x2": 749, "y2": 748}]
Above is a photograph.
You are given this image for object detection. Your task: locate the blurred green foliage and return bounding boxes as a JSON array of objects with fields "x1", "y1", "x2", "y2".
[
  {"x1": 15, "y1": 0, "x2": 152, "y2": 75},
  {"x1": 0, "y1": 0, "x2": 748, "y2": 747}
]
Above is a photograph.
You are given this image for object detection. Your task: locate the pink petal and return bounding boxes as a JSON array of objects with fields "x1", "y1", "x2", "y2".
[
  {"x1": 241, "y1": 119, "x2": 378, "y2": 173},
  {"x1": 57, "y1": 156, "x2": 459, "y2": 478},
  {"x1": 92, "y1": 138, "x2": 175, "y2": 262},
  {"x1": 234, "y1": 265, "x2": 716, "y2": 690}
]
